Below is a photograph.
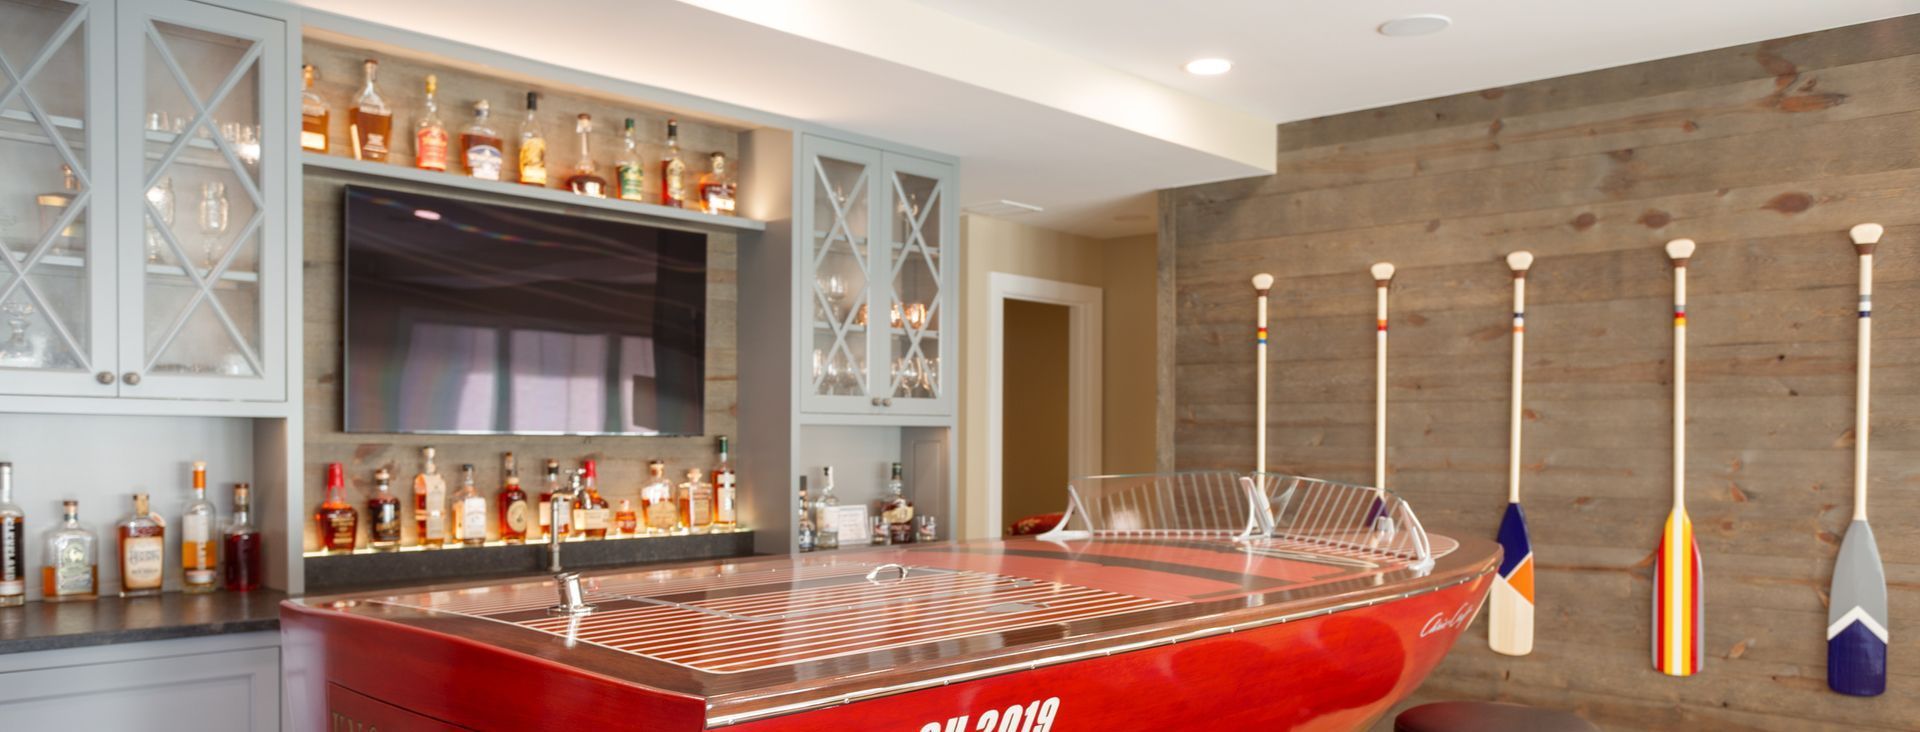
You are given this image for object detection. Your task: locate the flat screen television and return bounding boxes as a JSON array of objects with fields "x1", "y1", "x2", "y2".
[{"x1": 342, "y1": 185, "x2": 707, "y2": 435}]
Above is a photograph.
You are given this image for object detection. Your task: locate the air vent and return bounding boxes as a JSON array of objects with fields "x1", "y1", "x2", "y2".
[{"x1": 964, "y1": 199, "x2": 1044, "y2": 217}]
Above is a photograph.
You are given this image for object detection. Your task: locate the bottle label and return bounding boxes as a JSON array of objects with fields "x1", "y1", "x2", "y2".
[
  {"x1": 371, "y1": 503, "x2": 400, "y2": 542},
  {"x1": 688, "y1": 496, "x2": 712, "y2": 528},
  {"x1": 618, "y1": 164, "x2": 645, "y2": 200},
  {"x1": 326, "y1": 513, "x2": 355, "y2": 550},
  {"x1": 122, "y1": 536, "x2": 164, "y2": 589},
  {"x1": 52, "y1": 537, "x2": 90, "y2": 594},
  {"x1": 182, "y1": 514, "x2": 211, "y2": 580},
  {"x1": 505, "y1": 500, "x2": 530, "y2": 532},
  {"x1": 353, "y1": 110, "x2": 391, "y2": 161},
  {"x1": 538, "y1": 499, "x2": 551, "y2": 527},
  {"x1": 575, "y1": 507, "x2": 610, "y2": 532},
  {"x1": 664, "y1": 159, "x2": 686, "y2": 204},
  {"x1": 1, "y1": 516, "x2": 21, "y2": 589},
  {"x1": 424, "y1": 479, "x2": 447, "y2": 540},
  {"x1": 645, "y1": 500, "x2": 677, "y2": 530},
  {"x1": 417, "y1": 127, "x2": 449, "y2": 171},
  {"x1": 300, "y1": 129, "x2": 327, "y2": 152},
  {"x1": 468, "y1": 144, "x2": 503, "y2": 180},
  {"x1": 459, "y1": 498, "x2": 487, "y2": 540},
  {"x1": 520, "y1": 139, "x2": 547, "y2": 185}
]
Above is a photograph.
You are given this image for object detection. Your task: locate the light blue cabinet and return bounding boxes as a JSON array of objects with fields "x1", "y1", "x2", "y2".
[{"x1": 0, "y1": 632, "x2": 281, "y2": 730}]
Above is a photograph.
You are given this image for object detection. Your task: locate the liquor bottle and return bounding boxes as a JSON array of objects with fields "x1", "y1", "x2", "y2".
[
  {"x1": 452, "y1": 464, "x2": 487, "y2": 547},
  {"x1": 42, "y1": 499, "x2": 97, "y2": 602},
  {"x1": 564, "y1": 114, "x2": 608, "y2": 198},
  {"x1": 300, "y1": 63, "x2": 329, "y2": 153},
  {"x1": 869, "y1": 515, "x2": 889, "y2": 546},
  {"x1": 367, "y1": 468, "x2": 401, "y2": 551},
  {"x1": 711, "y1": 436, "x2": 738, "y2": 531},
  {"x1": 615, "y1": 499, "x2": 637, "y2": 537},
  {"x1": 660, "y1": 118, "x2": 687, "y2": 207},
  {"x1": 0, "y1": 463, "x2": 22, "y2": 606},
  {"x1": 316, "y1": 463, "x2": 357, "y2": 554},
  {"x1": 814, "y1": 467, "x2": 840, "y2": 549},
  {"x1": 537, "y1": 459, "x2": 570, "y2": 540},
  {"x1": 881, "y1": 462, "x2": 916, "y2": 544},
  {"x1": 573, "y1": 460, "x2": 611, "y2": 540},
  {"x1": 414, "y1": 74, "x2": 449, "y2": 172},
  {"x1": 350, "y1": 59, "x2": 392, "y2": 162},
  {"x1": 517, "y1": 91, "x2": 547, "y2": 187},
  {"x1": 614, "y1": 117, "x2": 645, "y2": 201},
  {"x1": 180, "y1": 461, "x2": 217, "y2": 594},
  {"x1": 415, "y1": 447, "x2": 448, "y2": 548},
  {"x1": 460, "y1": 100, "x2": 505, "y2": 181},
  {"x1": 796, "y1": 477, "x2": 816, "y2": 553},
  {"x1": 223, "y1": 484, "x2": 261, "y2": 592},
  {"x1": 679, "y1": 468, "x2": 713, "y2": 535},
  {"x1": 117, "y1": 493, "x2": 165, "y2": 597},
  {"x1": 699, "y1": 152, "x2": 736, "y2": 215},
  {"x1": 497, "y1": 452, "x2": 529, "y2": 544},
  {"x1": 639, "y1": 460, "x2": 676, "y2": 536}
]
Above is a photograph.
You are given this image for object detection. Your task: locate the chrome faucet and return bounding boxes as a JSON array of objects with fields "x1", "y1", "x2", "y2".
[{"x1": 547, "y1": 468, "x2": 584, "y2": 573}]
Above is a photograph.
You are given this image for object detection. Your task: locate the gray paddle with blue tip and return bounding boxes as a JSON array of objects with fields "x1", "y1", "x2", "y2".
[{"x1": 1829, "y1": 222, "x2": 1887, "y2": 696}]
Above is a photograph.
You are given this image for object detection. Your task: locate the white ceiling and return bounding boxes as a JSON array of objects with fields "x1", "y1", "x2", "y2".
[{"x1": 295, "y1": 0, "x2": 1920, "y2": 238}]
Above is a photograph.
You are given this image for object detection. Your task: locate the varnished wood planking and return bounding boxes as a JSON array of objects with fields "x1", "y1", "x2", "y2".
[{"x1": 1169, "y1": 16, "x2": 1920, "y2": 731}]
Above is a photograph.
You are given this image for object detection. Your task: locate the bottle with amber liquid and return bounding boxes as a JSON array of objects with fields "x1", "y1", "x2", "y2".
[
  {"x1": 117, "y1": 493, "x2": 165, "y2": 597},
  {"x1": 315, "y1": 463, "x2": 357, "y2": 554},
  {"x1": 564, "y1": 114, "x2": 608, "y2": 198},
  {"x1": 414, "y1": 74, "x2": 449, "y2": 171},
  {"x1": 42, "y1": 499, "x2": 97, "y2": 602},
  {"x1": 572, "y1": 460, "x2": 611, "y2": 539},
  {"x1": 497, "y1": 452, "x2": 529, "y2": 544},
  {"x1": 349, "y1": 59, "x2": 392, "y2": 162},
  {"x1": 615, "y1": 117, "x2": 646, "y2": 201},
  {"x1": 536, "y1": 459, "x2": 570, "y2": 540},
  {"x1": 367, "y1": 468, "x2": 401, "y2": 551},
  {"x1": 460, "y1": 100, "x2": 504, "y2": 181},
  {"x1": 699, "y1": 152, "x2": 737, "y2": 215},
  {"x1": 180, "y1": 461, "x2": 217, "y2": 594},
  {"x1": 712, "y1": 436, "x2": 738, "y2": 531},
  {"x1": 517, "y1": 91, "x2": 547, "y2": 187},
  {"x1": 414, "y1": 447, "x2": 448, "y2": 548},
  {"x1": 660, "y1": 118, "x2": 687, "y2": 207},
  {"x1": 679, "y1": 468, "x2": 712, "y2": 535},
  {"x1": 639, "y1": 460, "x2": 676, "y2": 536},
  {"x1": 223, "y1": 484, "x2": 261, "y2": 592},
  {"x1": 452, "y1": 464, "x2": 487, "y2": 547},
  {"x1": 0, "y1": 463, "x2": 24, "y2": 606},
  {"x1": 300, "y1": 63, "x2": 329, "y2": 153},
  {"x1": 614, "y1": 499, "x2": 637, "y2": 537}
]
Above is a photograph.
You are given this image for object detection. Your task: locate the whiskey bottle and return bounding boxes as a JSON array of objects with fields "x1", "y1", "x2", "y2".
[
  {"x1": 415, "y1": 74, "x2": 449, "y2": 172},
  {"x1": 699, "y1": 152, "x2": 737, "y2": 215},
  {"x1": 497, "y1": 452, "x2": 529, "y2": 544},
  {"x1": 223, "y1": 485, "x2": 261, "y2": 592},
  {"x1": 660, "y1": 118, "x2": 687, "y2": 207},
  {"x1": 415, "y1": 447, "x2": 448, "y2": 548},
  {"x1": 882, "y1": 462, "x2": 916, "y2": 544},
  {"x1": 117, "y1": 493, "x2": 165, "y2": 597},
  {"x1": 350, "y1": 59, "x2": 392, "y2": 162},
  {"x1": 517, "y1": 91, "x2": 547, "y2": 187},
  {"x1": 180, "y1": 461, "x2": 217, "y2": 594},
  {"x1": 640, "y1": 460, "x2": 676, "y2": 536},
  {"x1": 0, "y1": 463, "x2": 22, "y2": 606},
  {"x1": 42, "y1": 500, "x2": 97, "y2": 602},
  {"x1": 573, "y1": 460, "x2": 611, "y2": 540},
  {"x1": 316, "y1": 463, "x2": 358, "y2": 554},
  {"x1": 614, "y1": 499, "x2": 637, "y2": 537},
  {"x1": 679, "y1": 468, "x2": 712, "y2": 535},
  {"x1": 300, "y1": 63, "x2": 329, "y2": 153},
  {"x1": 796, "y1": 477, "x2": 816, "y2": 553},
  {"x1": 564, "y1": 114, "x2": 608, "y2": 198},
  {"x1": 814, "y1": 467, "x2": 840, "y2": 549},
  {"x1": 452, "y1": 464, "x2": 487, "y2": 546},
  {"x1": 536, "y1": 458, "x2": 570, "y2": 540},
  {"x1": 712, "y1": 436, "x2": 738, "y2": 531},
  {"x1": 614, "y1": 117, "x2": 646, "y2": 201},
  {"x1": 367, "y1": 468, "x2": 401, "y2": 551},
  {"x1": 460, "y1": 100, "x2": 505, "y2": 181}
]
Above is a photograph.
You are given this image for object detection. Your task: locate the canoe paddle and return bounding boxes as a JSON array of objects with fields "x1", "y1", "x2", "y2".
[
  {"x1": 1253, "y1": 273, "x2": 1274, "y2": 476},
  {"x1": 1491, "y1": 251, "x2": 1535, "y2": 656},
  {"x1": 1829, "y1": 223, "x2": 1887, "y2": 696},
  {"x1": 1655, "y1": 238, "x2": 1703, "y2": 676},
  {"x1": 1368, "y1": 263, "x2": 1395, "y2": 526}
]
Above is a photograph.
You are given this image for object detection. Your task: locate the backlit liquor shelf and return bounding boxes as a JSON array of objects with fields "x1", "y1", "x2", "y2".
[{"x1": 302, "y1": 530, "x2": 756, "y2": 593}]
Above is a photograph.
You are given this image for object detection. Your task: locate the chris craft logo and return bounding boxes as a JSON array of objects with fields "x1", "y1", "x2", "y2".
[
  {"x1": 1420, "y1": 603, "x2": 1478, "y2": 638},
  {"x1": 919, "y1": 697, "x2": 1061, "y2": 732}
]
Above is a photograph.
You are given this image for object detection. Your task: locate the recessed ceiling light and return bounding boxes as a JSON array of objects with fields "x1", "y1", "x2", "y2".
[
  {"x1": 1183, "y1": 58, "x2": 1233, "y2": 76},
  {"x1": 1378, "y1": 14, "x2": 1452, "y2": 37}
]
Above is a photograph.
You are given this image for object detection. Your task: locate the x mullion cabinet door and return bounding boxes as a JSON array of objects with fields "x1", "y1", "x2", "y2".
[
  {"x1": 797, "y1": 134, "x2": 886, "y2": 415},
  {"x1": 873, "y1": 151, "x2": 954, "y2": 417}
]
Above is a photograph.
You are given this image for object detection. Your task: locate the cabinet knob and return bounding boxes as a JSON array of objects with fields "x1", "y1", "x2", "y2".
[
  {"x1": 122, "y1": 372, "x2": 141, "y2": 386},
  {"x1": 95, "y1": 371, "x2": 115, "y2": 385},
  {"x1": 871, "y1": 397, "x2": 883, "y2": 407},
  {"x1": 882, "y1": 398, "x2": 894, "y2": 407}
]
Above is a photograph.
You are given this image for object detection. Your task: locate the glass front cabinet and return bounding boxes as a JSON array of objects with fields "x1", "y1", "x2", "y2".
[
  {"x1": 0, "y1": 0, "x2": 287, "y2": 404},
  {"x1": 799, "y1": 134, "x2": 956, "y2": 418}
]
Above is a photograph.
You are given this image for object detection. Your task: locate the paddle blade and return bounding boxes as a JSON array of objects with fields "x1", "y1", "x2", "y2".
[
  {"x1": 1653, "y1": 510, "x2": 1703, "y2": 676},
  {"x1": 1489, "y1": 501, "x2": 1535, "y2": 656},
  {"x1": 1828, "y1": 519, "x2": 1888, "y2": 696}
]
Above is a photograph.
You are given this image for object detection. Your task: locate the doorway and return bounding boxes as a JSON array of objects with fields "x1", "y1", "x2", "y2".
[{"x1": 987, "y1": 273, "x2": 1102, "y2": 537}]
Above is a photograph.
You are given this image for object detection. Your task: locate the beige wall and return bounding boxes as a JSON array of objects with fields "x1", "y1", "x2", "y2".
[{"x1": 957, "y1": 214, "x2": 1158, "y2": 538}]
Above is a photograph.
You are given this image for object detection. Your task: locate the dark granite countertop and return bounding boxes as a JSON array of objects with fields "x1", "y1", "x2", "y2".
[{"x1": 0, "y1": 590, "x2": 286, "y2": 655}]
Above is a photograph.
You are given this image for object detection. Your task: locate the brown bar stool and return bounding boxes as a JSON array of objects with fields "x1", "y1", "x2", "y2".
[{"x1": 1395, "y1": 701, "x2": 1599, "y2": 732}]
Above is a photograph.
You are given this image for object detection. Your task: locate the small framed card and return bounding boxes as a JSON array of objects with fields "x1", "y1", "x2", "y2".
[{"x1": 835, "y1": 505, "x2": 870, "y2": 545}]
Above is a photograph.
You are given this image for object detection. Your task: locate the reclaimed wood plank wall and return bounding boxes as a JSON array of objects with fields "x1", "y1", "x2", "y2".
[{"x1": 1162, "y1": 16, "x2": 1919, "y2": 732}]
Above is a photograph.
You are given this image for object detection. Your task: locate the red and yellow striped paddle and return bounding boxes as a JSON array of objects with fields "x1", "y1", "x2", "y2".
[{"x1": 1655, "y1": 238, "x2": 1704, "y2": 676}]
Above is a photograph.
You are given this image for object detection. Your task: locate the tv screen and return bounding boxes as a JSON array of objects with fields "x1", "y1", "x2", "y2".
[{"x1": 342, "y1": 185, "x2": 707, "y2": 436}]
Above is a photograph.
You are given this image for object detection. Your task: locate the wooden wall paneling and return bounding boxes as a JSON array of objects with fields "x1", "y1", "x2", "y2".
[{"x1": 1166, "y1": 16, "x2": 1920, "y2": 731}]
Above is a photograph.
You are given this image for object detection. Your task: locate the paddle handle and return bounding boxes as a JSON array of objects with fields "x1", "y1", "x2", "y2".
[
  {"x1": 1855, "y1": 244, "x2": 1874, "y2": 521},
  {"x1": 1667, "y1": 240, "x2": 1694, "y2": 510},
  {"x1": 1509, "y1": 259, "x2": 1529, "y2": 504},
  {"x1": 1254, "y1": 274, "x2": 1273, "y2": 476},
  {"x1": 1372, "y1": 264, "x2": 1394, "y2": 490}
]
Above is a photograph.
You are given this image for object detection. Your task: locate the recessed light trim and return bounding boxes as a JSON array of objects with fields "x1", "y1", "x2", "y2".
[
  {"x1": 1378, "y1": 14, "x2": 1452, "y2": 37},
  {"x1": 1183, "y1": 57, "x2": 1233, "y2": 76}
]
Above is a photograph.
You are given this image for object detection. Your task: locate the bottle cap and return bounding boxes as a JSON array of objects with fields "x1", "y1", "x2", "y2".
[
  {"x1": 526, "y1": 90, "x2": 539, "y2": 110},
  {"x1": 583, "y1": 460, "x2": 598, "y2": 479},
  {"x1": 327, "y1": 462, "x2": 344, "y2": 487},
  {"x1": 375, "y1": 468, "x2": 391, "y2": 481},
  {"x1": 424, "y1": 74, "x2": 437, "y2": 95}
]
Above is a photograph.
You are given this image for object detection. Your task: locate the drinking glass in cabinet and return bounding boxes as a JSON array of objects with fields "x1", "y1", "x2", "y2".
[{"x1": 197, "y1": 181, "x2": 228, "y2": 270}]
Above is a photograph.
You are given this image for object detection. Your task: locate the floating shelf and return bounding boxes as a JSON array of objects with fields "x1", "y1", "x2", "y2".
[
  {"x1": 301, "y1": 152, "x2": 767, "y2": 233},
  {"x1": 4, "y1": 249, "x2": 259, "y2": 284},
  {"x1": 302, "y1": 529, "x2": 757, "y2": 593}
]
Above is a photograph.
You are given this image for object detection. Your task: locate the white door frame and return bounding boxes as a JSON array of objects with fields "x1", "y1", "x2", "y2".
[{"x1": 987, "y1": 272, "x2": 1102, "y2": 538}]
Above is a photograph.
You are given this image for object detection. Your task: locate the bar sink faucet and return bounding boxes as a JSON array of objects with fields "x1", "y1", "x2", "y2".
[{"x1": 547, "y1": 468, "x2": 596, "y2": 617}]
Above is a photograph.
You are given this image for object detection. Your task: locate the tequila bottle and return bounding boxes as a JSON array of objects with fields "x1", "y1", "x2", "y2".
[
  {"x1": 452, "y1": 464, "x2": 488, "y2": 546},
  {"x1": 0, "y1": 463, "x2": 22, "y2": 606},
  {"x1": 415, "y1": 448, "x2": 448, "y2": 548},
  {"x1": 640, "y1": 460, "x2": 677, "y2": 536},
  {"x1": 814, "y1": 467, "x2": 840, "y2": 549},
  {"x1": 117, "y1": 493, "x2": 165, "y2": 597},
  {"x1": 180, "y1": 461, "x2": 217, "y2": 593},
  {"x1": 300, "y1": 63, "x2": 329, "y2": 153},
  {"x1": 460, "y1": 100, "x2": 504, "y2": 181},
  {"x1": 316, "y1": 463, "x2": 357, "y2": 554},
  {"x1": 224, "y1": 485, "x2": 261, "y2": 592},
  {"x1": 350, "y1": 59, "x2": 392, "y2": 162},
  {"x1": 517, "y1": 91, "x2": 547, "y2": 186},
  {"x1": 497, "y1": 452, "x2": 529, "y2": 544},
  {"x1": 564, "y1": 114, "x2": 608, "y2": 198},
  {"x1": 660, "y1": 118, "x2": 687, "y2": 207},
  {"x1": 414, "y1": 74, "x2": 449, "y2": 171},
  {"x1": 367, "y1": 468, "x2": 401, "y2": 551},
  {"x1": 679, "y1": 468, "x2": 712, "y2": 535},
  {"x1": 42, "y1": 499, "x2": 96, "y2": 602},
  {"x1": 699, "y1": 152, "x2": 736, "y2": 215},
  {"x1": 712, "y1": 436, "x2": 738, "y2": 531},
  {"x1": 614, "y1": 117, "x2": 646, "y2": 201}
]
